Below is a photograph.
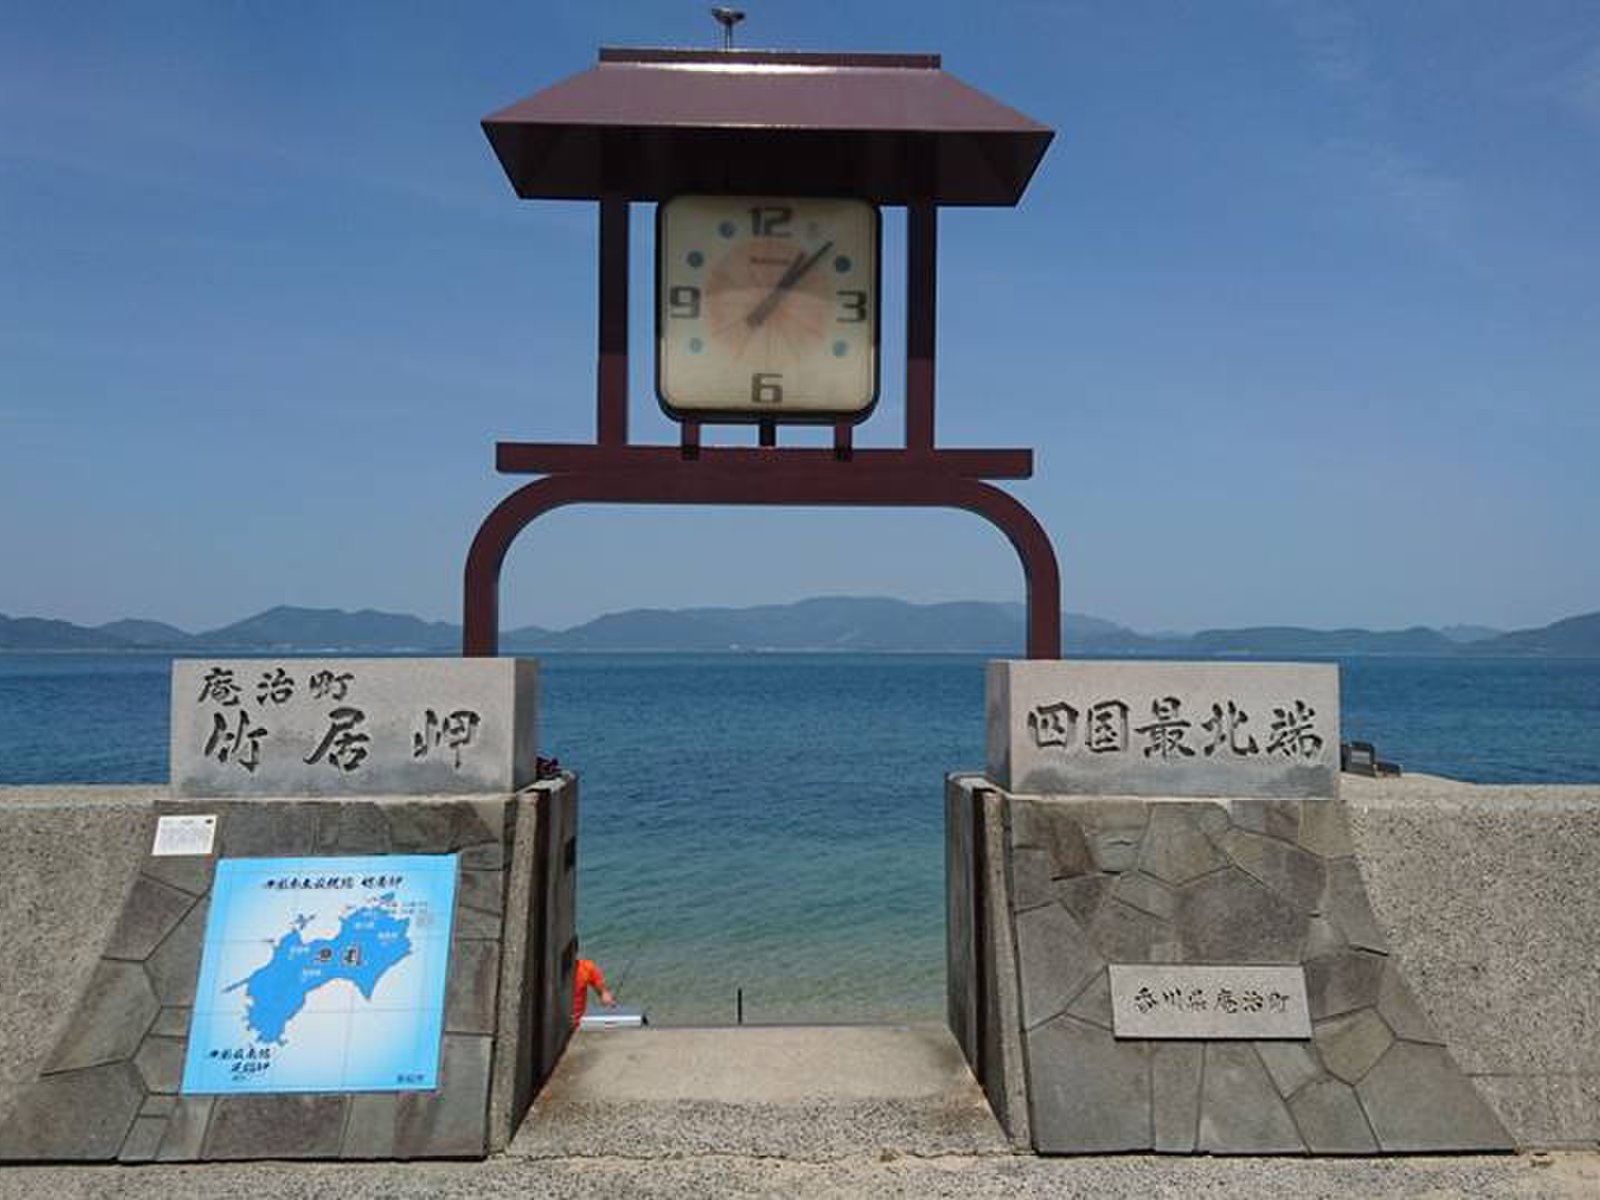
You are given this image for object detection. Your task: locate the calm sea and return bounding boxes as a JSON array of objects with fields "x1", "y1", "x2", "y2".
[{"x1": 2, "y1": 651, "x2": 1598, "y2": 1025}]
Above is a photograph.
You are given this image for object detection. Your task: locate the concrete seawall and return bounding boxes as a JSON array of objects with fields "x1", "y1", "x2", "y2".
[
  {"x1": 1343, "y1": 773, "x2": 1600, "y2": 1148},
  {"x1": 2, "y1": 776, "x2": 1598, "y2": 1152},
  {"x1": 0, "y1": 787, "x2": 160, "y2": 1133}
]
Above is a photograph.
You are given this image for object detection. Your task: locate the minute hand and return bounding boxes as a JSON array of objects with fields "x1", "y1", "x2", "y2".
[{"x1": 744, "y1": 240, "x2": 834, "y2": 329}]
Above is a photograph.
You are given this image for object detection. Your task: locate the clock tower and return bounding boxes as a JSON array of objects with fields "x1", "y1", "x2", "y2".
[{"x1": 467, "y1": 47, "x2": 1060, "y2": 656}]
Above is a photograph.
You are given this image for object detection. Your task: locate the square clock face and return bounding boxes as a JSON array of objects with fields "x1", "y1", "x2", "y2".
[{"x1": 656, "y1": 195, "x2": 880, "y2": 423}]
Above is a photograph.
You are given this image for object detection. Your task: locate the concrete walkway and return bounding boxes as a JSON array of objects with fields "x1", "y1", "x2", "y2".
[
  {"x1": 0, "y1": 1024, "x2": 1596, "y2": 1196},
  {"x1": 0, "y1": 1143, "x2": 1592, "y2": 1197},
  {"x1": 510, "y1": 1024, "x2": 1012, "y2": 1160}
]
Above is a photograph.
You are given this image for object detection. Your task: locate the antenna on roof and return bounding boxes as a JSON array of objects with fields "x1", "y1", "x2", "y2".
[{"x1": 710, "y1": 7, "x2": 746, "y2": 50}]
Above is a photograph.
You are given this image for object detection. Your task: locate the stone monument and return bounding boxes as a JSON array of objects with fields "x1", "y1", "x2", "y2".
[
  {"x1": 0, "y1": 657, "x2": 575, "y2": 1162},
  {"x1": 948, "y1": 658, "x2": 1513, "y2": 1154}
]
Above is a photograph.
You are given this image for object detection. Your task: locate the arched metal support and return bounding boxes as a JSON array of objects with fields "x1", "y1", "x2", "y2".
[{"x1": 463, "y1": 462, "x2": 1061, "y2": 659}]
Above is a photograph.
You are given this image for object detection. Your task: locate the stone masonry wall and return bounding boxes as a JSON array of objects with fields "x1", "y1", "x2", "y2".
[
  {"x1": 0, "y1": 780, "x2": 576, "y2": 1163},
  {"x1": 1007, "y1": 791, "x2": 1509, "y2": 1153},
  {"x1": 946, "y1": 775, "x2": 1031, "y2": 1148},
  {"x1": 948, "y1": 777, "x2": 1520, "y2": 1155}
]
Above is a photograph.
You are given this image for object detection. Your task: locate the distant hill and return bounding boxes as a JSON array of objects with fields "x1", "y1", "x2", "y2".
[
  {"x1": 194, "y1": 606, "x2": 459, "y2": 650},
  {"x1": 1065, "y1": 612, "x2": 1130, "y2": 642},
  {"x1": 1439, "y1": 624, "x2": 1503, "y2": 644},
  {"x1": 4, "y1": 600, "x2": 1598, "y2": 657},
  {"x1": 97, "y1": 619, "x2": 195, "y2": 647},
  {"x1": 497, "y1": 622, "x2": 556, "y2": 650},
  {"x1": 1473, "y1": 611, "x2": 1600, "y2": 657},
  {"x1": 1184, "y1": 625, "x2": 1460, "y2": 657},
  {"x1": 531, "y1": 606, "x2": 726, "y2": 651},
  {"x1": 0, "y1": 614, "x2": 127, "y2": 650},
  {"x1": 506, "y1": 598, "x2": 1135, "y2": 654}
]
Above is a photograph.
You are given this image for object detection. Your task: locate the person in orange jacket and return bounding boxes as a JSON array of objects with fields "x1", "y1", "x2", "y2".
[{"x1": 572, "y1": 946, "x2": 617, "y2": 1028}]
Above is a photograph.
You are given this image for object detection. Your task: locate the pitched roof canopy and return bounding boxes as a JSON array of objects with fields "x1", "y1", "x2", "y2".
[{"x1": 482, "y1": 49, "x2": 1054, "y2": 206}]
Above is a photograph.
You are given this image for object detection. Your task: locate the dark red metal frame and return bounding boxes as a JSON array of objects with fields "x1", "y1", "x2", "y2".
[
  {"x1": 464, "y1": 51, "x2": 1061, "y2": 659},
  {"x1": 465, "y1": 443, "x2": 1061, "y2": 657},
  {"x1": 463, "y1": 200, "x2": 1061, "y2": 659}
]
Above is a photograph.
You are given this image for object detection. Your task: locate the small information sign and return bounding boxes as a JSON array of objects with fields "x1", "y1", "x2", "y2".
[
  {"x1": 181, "y1": 854, "x2": 459, "y2": 1094},
  {"x1": 1108, "y1": 964, "x2": 1312, "y2": 1040},
  {"x1": 151, "y1": 814, "x2": 217, "y2": 857}
]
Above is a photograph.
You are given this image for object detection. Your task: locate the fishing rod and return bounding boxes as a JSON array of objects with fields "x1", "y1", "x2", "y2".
[{"x1": 607, "y1": 910, "x2": 661, "y2": 1001}]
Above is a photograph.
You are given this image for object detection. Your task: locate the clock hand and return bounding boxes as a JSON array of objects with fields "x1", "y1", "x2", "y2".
[{"x1": 744, "y1": 239, "x2": 834, "y2": 329}]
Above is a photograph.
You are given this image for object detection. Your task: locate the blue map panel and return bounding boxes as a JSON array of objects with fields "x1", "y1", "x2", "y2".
[{"x1": 181, "y1": 854, "x2": 459, "y2": 1094}]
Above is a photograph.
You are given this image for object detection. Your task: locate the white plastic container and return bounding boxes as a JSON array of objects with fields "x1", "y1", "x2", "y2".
[{"x1": 579, "y1": 1005, "x2": 648, "y2": 1030}]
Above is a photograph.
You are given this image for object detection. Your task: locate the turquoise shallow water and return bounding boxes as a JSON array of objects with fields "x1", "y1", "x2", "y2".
[{"x1": 2, "y1": 651, "x2": 1598, "y2": 1023}]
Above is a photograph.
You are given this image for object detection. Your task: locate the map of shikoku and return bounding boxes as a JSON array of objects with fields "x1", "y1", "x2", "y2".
[{"x1": 181, "y1": 854, "x2": 459, "y2": 1095}]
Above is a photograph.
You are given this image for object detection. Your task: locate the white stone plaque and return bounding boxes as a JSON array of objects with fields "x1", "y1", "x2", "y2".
[
  {"x1": 170, "y1": 658, "x2": 538, "y2": 798},
  {"x1": 987, "y1": 659, "x2": 1340, "y2": 798},
  {"x1": 1108, "y1": 964, "x2": 1312, "y2": 1039},
  {"x1": 152, "y1": 814, "x2": 217, "y2": 857}
]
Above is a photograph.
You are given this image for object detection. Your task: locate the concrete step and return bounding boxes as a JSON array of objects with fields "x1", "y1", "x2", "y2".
[{"x1": 508, "y1": 1022, "x2": 1012, "y2": 1160}]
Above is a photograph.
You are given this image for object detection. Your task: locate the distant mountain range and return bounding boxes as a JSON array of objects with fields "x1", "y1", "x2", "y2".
[{"x1": 4, "y1": 598, "x2": 1600, "y2": 657}]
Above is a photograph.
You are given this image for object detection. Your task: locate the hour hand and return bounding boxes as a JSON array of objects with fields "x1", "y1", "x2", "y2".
[{"x1": 745, "y1": 240, "x2": 833, "y2": 328}]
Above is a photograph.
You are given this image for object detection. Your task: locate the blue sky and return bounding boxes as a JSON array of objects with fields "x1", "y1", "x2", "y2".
[{"x1": 3, "y1": 2, "x2": 1598, "y2": 635}]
